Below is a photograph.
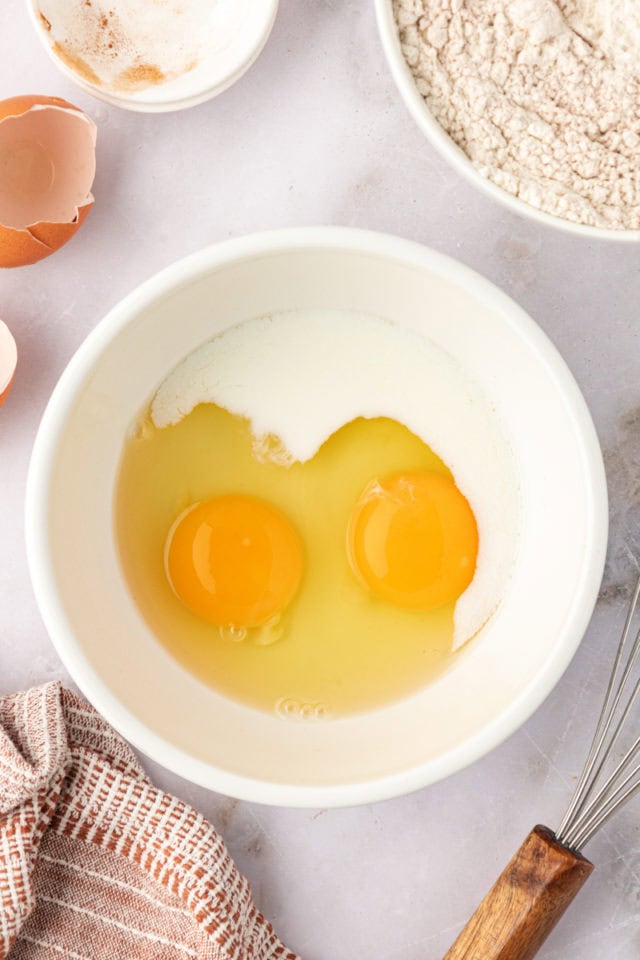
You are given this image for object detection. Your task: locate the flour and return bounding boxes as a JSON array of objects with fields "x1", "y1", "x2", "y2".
[{"x1": 394, "y1": 0, "x2": 640, "y2": 229}]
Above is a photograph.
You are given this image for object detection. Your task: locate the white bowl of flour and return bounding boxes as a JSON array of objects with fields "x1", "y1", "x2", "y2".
[
  {"x1": 28, "y1": 0, "x2": 279, "y2": 113},
  {"x1": 376, "y1": 0, "x2": 640, "y2": 240}
]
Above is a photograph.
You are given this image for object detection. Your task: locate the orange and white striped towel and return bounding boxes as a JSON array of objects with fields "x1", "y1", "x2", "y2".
[{"x1": 0, "y1": 682, "x2": 298, "y2": 960}]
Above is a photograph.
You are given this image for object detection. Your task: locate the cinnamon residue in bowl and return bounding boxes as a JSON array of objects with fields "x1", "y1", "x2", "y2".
[
  {"x1": 36, "y1": 0, "x2": 210, "y2": 94},
  {"x1": 118, "y1": 63, "x2": 166, "y2": 91},
  {"x1": 53, "y1": 42, "x2": 102, "y2": 87}
]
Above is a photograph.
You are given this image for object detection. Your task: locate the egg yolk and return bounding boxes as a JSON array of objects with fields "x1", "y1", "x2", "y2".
[
  {"x1": 165, "y1": 495, "x2": 303, "y2": 628},
  {"x1": 347, "y1": 472, "x2": 478, "y2": 610}
]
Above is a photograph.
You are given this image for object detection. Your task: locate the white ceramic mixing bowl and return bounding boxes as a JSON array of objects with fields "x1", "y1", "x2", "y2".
[
  {"x1": 375, "y1": 0, "x2": 640, "y2": 242},
  {"x1": 26, "y1": 0, "x2": 279, "y2": 113},
  {"x1": 26, "y1": 228, "x2": 607, "y2": 806}
]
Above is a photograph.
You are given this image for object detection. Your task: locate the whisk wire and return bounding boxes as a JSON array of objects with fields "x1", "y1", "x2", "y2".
[
  {"x1": 560, "y1": 625, "x2": 640, "y2": 835},
  {"x1": 571, "y1": 760, "x2": 640, "y2": 849},
  {"x1": 562, "y1": 727, "x2": 640, "y2": 847},
  {"x1": 579, "y1": 624, "x2": 640, "y2": 776},
  {"x1": 556, "y1": 575, "x2": 640, "y2": 848}
]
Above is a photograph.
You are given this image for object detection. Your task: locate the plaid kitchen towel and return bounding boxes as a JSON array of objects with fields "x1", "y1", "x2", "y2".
[{"x1": 0, "y1": 682, "x2": 298, "y2": 960}]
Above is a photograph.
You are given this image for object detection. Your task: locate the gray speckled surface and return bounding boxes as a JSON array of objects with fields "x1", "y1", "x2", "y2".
[{"x1": 2, "y1": 1, "x2": 640, "y2": 957}]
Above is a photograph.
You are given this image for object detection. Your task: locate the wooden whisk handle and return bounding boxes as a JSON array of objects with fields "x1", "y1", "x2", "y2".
[{"x1": 443, "y1": 825, "x2": 593, "y2": 960}]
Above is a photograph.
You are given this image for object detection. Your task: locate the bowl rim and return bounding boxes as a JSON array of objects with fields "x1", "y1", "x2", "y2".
[
  {"x1": 25, "y1": 0, "x2": 279, "y2": 113},
  {"x1": 374, "y1": 0, "x2": 640, "y2": 243},
  {"x1": 25, "y1": 227, "x2": 608, "y2": 807}
]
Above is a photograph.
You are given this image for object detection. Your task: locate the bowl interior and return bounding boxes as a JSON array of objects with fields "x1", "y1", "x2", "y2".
[
  {"x1": 28, "y1": 0, "x2": 278, "y2": 112},
  {"x1": 28, "y1": 232, "x2": 607, "y2": 805}
]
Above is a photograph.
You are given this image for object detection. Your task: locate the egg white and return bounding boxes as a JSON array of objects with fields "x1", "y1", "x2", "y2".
[{"x1": 151, "y1": 309, "x2": 520, "y2": 650}]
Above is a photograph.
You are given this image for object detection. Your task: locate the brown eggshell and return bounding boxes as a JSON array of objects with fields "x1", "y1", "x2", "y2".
[
  {"x1": 0, "y1": 200, "x2": 94, "y2": 268},
  {"x1": 0, "y1": 321, "x2": 17, "y2": 407},
  {"x1": 0, "y1": 95, "x2": 96, "y2": 268},
  {"x1": 0, "y1": 94, "x2": 80, "y2": 122}
]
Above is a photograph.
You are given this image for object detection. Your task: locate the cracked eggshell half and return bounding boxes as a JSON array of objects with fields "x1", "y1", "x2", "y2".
[
  {"x1": 0, "y1": 96, "x2": 96, "y2": 268},
  {"x1": 0, "y1": 321, "x2": 17, "y2": 406}
]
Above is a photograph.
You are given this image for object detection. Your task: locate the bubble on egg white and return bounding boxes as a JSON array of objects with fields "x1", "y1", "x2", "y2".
[
  {"x1": 219, "y1": 625, "x2": 248, "y2": 643},
  {"x1": 275, "y1": 698, "x2": 329, "y2": 721},
  {"x1": 254, "y1": 615, "x2": 284, "y2": 646},
  {"x1": 218, "y1": 616, "x2": 285, "y2": 647}
]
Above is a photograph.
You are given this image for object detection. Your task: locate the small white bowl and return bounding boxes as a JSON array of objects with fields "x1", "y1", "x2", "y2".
[
  {"x1": 26, "y1": 0, "x2": 279, "y2": 113},
  {"x1": 375, "y1": 0, "x2": 640, "y2": 242},
  {"x1": 26, "y1": 228, "x2": 607, "y2": 807}
]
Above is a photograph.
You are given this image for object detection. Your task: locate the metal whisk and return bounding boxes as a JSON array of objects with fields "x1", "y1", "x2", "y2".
[
  {"x1": 444, "y1": 574, "x2": 640, "y2": 960},
  {"x1": 556, "y1": 575, "x2": 640, "y2": 850}
]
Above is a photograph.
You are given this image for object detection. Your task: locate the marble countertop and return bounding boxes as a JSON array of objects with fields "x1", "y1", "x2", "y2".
[{"x1": 2, "y1": 1, "x2": 640, "y2": 957}]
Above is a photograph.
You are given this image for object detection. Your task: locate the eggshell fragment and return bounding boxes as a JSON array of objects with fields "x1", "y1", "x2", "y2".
[
  {"x1": 0, "y1": 321, "x2": 17, "y2": 406},
  {"x1": 0, "y1": 96, "x2": 96, "y2": 268}
]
